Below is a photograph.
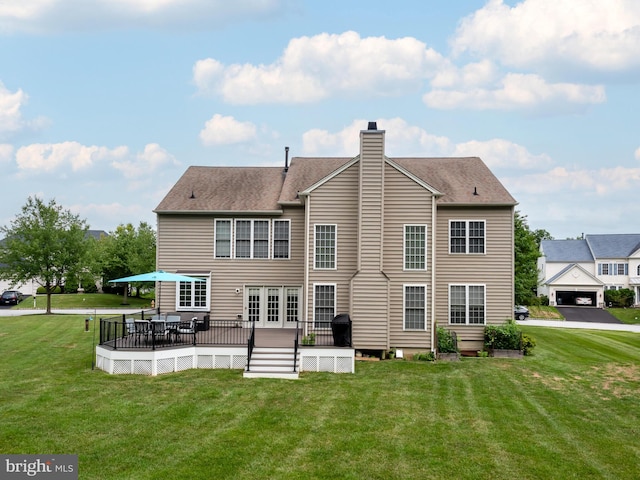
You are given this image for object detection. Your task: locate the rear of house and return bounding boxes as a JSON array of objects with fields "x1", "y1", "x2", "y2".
[{"x1": 154, "y1": 122, "x2": 517, "y2": 355}]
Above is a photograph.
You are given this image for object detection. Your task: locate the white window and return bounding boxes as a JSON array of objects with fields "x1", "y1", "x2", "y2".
[
  {"x1": 176, "y1": 275, "x2": 210, "y2": 311},
  {"x1": 313, "y1": 283, "x2": 335, "y2": 328},
  {"x1": 449, "y1": 284, "x2": 485, "y2": 325},
  {"x1": 314, "y1": 225, "x2": 336, "y2": 269},
  {"x1": 404, "y1": 225, "x2": 426, "y2": 270},
  {"x1": 245, "y1": 286, "x2": 301, "y2": 326},
  {"x1": 273, "y1": 220, "x2": 290, "y2": 259},
  {"x1": 235, "y1": 220, "x2": 269, "y2": 259},
  {"x1": 450, "y1": 220, "x2": 485, "y2": 254},
  {"x1": 404, "y1": 285, "x2": 426, "y2": 330},
  {"x1": 599, "y1": 263, "x2": 629, "y2": 276},
  {"x1": 214, "y1": 220, "x2": 231, "y2": 258}
]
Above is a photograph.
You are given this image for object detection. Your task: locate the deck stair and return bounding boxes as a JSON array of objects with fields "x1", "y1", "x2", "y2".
[{"x1": 243, "y1": 346, "x2": 300, "y2": 379}]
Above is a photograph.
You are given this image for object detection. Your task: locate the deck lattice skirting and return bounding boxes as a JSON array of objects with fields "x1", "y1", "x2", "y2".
[{"x1": 95, "y1": 345, "x2": 355, "y2": 376}]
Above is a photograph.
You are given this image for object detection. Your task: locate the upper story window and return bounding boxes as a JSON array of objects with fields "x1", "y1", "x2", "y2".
[
  {"x1": 214, "y1": 218, "x2": 289, "y2": 259},
  {"x1": 449, "y1": 284, "x2": 485, "y2": 325},
  {"x1": 315, "y1": 224, "x2": 336, "y2": 269},
  {"x1": 273, "y1": 220, "x2": 290, "y2": 259},
  {"x1": 637, "y1": 265, "x2": 640, "y2": 276},
  {"x1": 598, "y1": 263, "x2": 628, "y2": 276},
  {"x1": 450, "y1": 220, "x2": 485, "y2": 254},
  {"x1": 404, "y1": 225, "x2": 426, "y2": 270}
]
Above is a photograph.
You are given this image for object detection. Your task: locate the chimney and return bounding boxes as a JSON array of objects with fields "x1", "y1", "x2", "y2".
[{"x1": 367, "y1": 121, "x2": 377, "y2": 130}]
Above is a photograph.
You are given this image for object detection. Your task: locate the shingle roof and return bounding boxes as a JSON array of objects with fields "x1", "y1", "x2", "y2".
[
  {"x1": 541, "y1": 239, "x2": 593, "y2": 262},
  {"x1": 155, "y1": 156, "x2": 516, "y2": 213},
  {"x1": 585, "y1": 234, "x2": 640, "y2": 258},
  {"x1": 155, "y1": 166, "x2": 286, "y2": 213}
]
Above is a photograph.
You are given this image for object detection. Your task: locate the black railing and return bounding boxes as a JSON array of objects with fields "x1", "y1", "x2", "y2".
[
  {"x1": 246, "y1": 319, "x2": 256, "y2": 372},
  {"x1": 99, "y1": 313, "x2": 353, "y2": 351},
  {"x1": 100, "y1": 314, "x2": 255, "y2": 351}
]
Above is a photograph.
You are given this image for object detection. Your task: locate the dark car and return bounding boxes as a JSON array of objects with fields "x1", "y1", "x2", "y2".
[
  {"x1": 1, "y1": 290, "x2": 23, "y2": 305},
  {"x1": 514, "y1": 305, "x2": 529, "y2": 320}
]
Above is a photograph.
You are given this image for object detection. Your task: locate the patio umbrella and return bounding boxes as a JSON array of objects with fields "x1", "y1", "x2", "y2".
[{"x1": 108, "y1": 270, "x2": 205, "y2": 313}]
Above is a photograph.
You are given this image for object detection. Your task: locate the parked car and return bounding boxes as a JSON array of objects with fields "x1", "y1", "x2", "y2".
[
  {"x1": 1, "y1": 290, "x2": 24, "y2": 305},
  {"x1": 514, "y1": 305, "x2": 529, "y2": 320},
  {"x1": 575, "y1": 297, "x2": 593, "y2": 305}
]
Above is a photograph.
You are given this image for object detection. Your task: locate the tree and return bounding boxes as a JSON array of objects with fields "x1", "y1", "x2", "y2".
[
  {"x1": 0, "y1": 196, "x2": 89, "y2": 314},
  {"x1": 99, "y1": 222, "x2": 156, "y2": 303},
  {"x1": 514, "y1": 211, "x2": 551, "y2": 305}
]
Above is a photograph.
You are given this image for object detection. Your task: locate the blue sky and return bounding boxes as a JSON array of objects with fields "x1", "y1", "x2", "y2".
[{"x1": 1, "y1": 0, "x2": 639, "y2": 239}]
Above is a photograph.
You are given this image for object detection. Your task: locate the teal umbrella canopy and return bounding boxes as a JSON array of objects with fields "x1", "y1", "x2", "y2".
[{"x1": 108, "y1": 270, "x2": 205, "y2": 284}]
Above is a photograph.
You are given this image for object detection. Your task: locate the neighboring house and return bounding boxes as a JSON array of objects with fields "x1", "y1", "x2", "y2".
[
  {"x1": 154, "y1": 122, "x2": 517, "y2": 353},
  {"x1": 538, "y1": 234, "x2": 640, "y2": 307}
]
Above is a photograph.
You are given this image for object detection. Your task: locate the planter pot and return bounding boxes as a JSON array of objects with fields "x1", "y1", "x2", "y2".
[
  {"x1": 491, "y1": 349, "x2": 523, "y2": 358},
  {"x1": 437, "y1": 352, "x2": 460, "y2": 361}
]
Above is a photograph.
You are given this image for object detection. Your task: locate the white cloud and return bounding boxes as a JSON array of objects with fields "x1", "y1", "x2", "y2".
[
  {"x1": 301, "y1": 118, "x2": 548, "y2": 171},
  {"x1": 0, "y1": 0, "x2": 290, "y2": 33},
  {"x1": 635, "y1": 147, "x2": 640, "y2": 160},
  {"x1": 424, "y1": 73, "x2": 605, "y2": 112},
  {"x1": 111, "y1": 143, "x2": 179, "y2": 179},
  {"x1": 193, "y1": 31, "x2": 445, "y2": 104},
  {"x1": 15, "y1": 142, "x2": 127, "y2": 173},
  {"x1": 199, "y1": 114, "x2": 257, "y2": 146},
  {"x1": 452, "y1": 0, "x2": 640, "y2": 75},
  {"x1": 453, "y1": 139, "x2": 552, "y2": 169},
  {"x1": 0, "y1": 143, "x2": 13, "y2": 163}
]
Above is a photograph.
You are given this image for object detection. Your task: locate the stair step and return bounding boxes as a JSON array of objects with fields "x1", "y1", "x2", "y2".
[{"x1": 243, "y1": 371, "x2": 299, "y2": 380}]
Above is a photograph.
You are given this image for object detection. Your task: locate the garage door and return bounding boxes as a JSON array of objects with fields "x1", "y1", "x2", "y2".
[{"x1": 556, "y1": 291, "x2": 597, "y2": 306}]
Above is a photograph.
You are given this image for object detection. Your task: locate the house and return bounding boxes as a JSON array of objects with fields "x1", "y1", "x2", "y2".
[
  {"x1": 154, "y1": 122, "x2": 517, "y2": 356},
  {"x1": 538, "y1": 234, "x2": 640, "y2": 307}
]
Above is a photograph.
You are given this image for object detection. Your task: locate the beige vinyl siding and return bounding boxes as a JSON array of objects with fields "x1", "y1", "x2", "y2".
[
  {"x1": 350, "y1": 130, "x2": 390, "y2": 349},
  {"x1": 383, "y1": 163, "x2": 434, "y2": 348},
  {"x1": 306, "y1": 163, "x2": 358, "y2": 324},
  {"x1": 157, "y1": 208, "x2": 305, "y2": 320},
  {"x1": 434, "y1": 206, "x2": 515, "y2": 343}
]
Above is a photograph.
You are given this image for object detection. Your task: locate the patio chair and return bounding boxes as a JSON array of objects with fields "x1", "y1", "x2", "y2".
[
  {"x1": 176, "y1": 318, "x2": 197, "y2": 343},
  {"x1": 134, "y1": 320, "x2": 151, "y2": 345},
  {"x1": 125, "y1": 318, "x2": 136, "y2": 335},
  {"x1": 150, "y1": 320, "x2": 168, "y2": 343}
]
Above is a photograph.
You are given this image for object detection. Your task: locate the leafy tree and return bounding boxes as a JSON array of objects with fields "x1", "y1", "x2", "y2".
[
  {"x1": 0, "y1": 197, "x2": 89, "y2": 313},
  {"x1": 514, "y1": 211, "x2": 550, "y2": 305},
  {"x1": 100, "y1": 222, "x2": 156, "y2": 303}
]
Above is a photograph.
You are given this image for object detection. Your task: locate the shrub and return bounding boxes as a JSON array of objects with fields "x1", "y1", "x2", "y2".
[
  {"x1": 604, "y1": 288, "x2": 635, "y2": 308},
  {"x1": 484, "y1": 320, "x2": 522, "y2": 350},
  {"x1": 436, "y1": 326, "x2": 458, "y2": 353},
  {"x1": 36, "y1": 286, "x2": 63, "y2": 294},
  {"x1": 413, "y1": 351, "x2": 435, "y2": 362},
  {"x1": 522, "y1": 334, "x2": 536, "y2": 356}
]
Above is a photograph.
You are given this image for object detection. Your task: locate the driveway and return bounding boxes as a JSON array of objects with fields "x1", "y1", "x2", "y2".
[{"x1": 556, "y1": 306, "x2": 621, "y2": 324}]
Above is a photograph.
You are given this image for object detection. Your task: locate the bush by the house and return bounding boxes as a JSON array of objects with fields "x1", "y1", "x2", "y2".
[
  {"x1": 522, "y1": 334, "x2": 536, "y2": 356},
  {"x1": 604, "y1": 288, "x2": 635, "y2": 308},
  {"x1": 484, "y1": 320, "x2": 528, "y2": 352},
  {"x1": 436, "y1": 326, "x2": 458, "y2": 353}
]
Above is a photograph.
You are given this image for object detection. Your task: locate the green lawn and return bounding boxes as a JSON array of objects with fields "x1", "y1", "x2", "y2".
[
  {"x1": 1, "y1": 315, "x2": 639, "y2": 479},
  {"x1": 13, "y1": 293, "x2": 152, "y2": 310},
  {"x1": 607, "y1": 307, "x2": 640, "y2": 324}
]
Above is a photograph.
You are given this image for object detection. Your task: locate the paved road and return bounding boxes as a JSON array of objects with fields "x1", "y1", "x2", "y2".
[{"x1": 0, "y1": 307, "x2": 143, "y2": 317}]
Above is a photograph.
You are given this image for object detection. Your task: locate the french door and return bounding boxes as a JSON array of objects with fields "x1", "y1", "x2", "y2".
[{"x1": 245, "y1": 286, "x2": 301, "y2": 328}]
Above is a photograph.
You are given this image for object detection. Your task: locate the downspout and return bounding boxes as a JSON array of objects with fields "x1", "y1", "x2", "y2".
[
  {"x1": 304, "y1": 195, "x2": 311, "y2": 335},
  {"x1": 430, "y1": 201, "x2": 437, "y2": 352}
]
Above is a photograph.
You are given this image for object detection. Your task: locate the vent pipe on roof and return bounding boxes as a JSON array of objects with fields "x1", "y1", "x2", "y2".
[
  {"x1": 190, "y1": 190, "x2": 195, "y2": 199},
  {"x1": 284, "y1": 146, "x2": 289, "y2": 173},
  {"x1": 367, "y1": 121, "x2": 377, "y2": 130},
  {"x1": 473, "y1": 186, "x2": 479, "y2": 196}
]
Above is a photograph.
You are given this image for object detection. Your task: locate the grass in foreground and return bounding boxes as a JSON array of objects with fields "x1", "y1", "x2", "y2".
[
  {"x1": 13, "y1": 293, "x2": 152, "y2": 310},
  {"x1": 1, "y1": 315, "x2": 639, "y2": 479}
]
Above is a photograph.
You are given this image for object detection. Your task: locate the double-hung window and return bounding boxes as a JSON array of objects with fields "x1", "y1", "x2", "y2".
[
  {"x1": 235, "y1": 220, "x2": 269, "y2": 259},
  {"x1": 313, "y1": 284, "x2": 335, "y2": 328},
  {"x1": 449, "y1": 284, "x2": 485, "y2": 325},
  {"x1": 404, "y1": 225, "x2": 426, "y2": 270},
  {"x1": 177, "y1": 275, "x2": 210, "y2": 311},
  {"x1": 404, "y1": 285, "x2": 426, "y2": 330},
  {"x1": 214, "y1": 220, "x2": 231, "y2": 258},
  {"x1": 450, "y1": 220, "x2": 485, "y2": 254},
  {"x1": 315, "y1": 225, "x2": 336, "y2": 269},
  {"x1": 273, "y1": 220, "x2": 290, "y2": 259}
]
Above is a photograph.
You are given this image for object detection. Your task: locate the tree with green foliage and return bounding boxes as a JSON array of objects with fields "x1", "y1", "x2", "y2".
[
  {"x1": 514, "y1": 211, "x2": 552, "y2": 305},
  {"x1": 99, "y1": 222, "x2": 156, "y2": 304},
  {"x1": 0, "y1": 197, "x2": 89, "y2": 313}
]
